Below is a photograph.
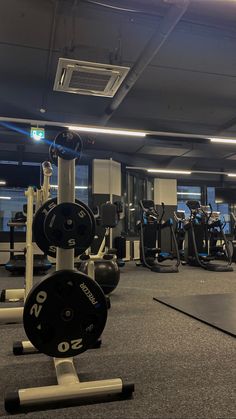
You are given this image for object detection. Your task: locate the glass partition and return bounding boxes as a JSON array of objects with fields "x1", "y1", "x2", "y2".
[
  {"x1": 125, "y1": 172, "x2": 154, "y2": 235},
  {"x1": 50, "y1": 165, "x2": 89, "y2": 204},
  {"x1": 0, "y1": 188, "x2": 26, "y2": 231},
  {"x1": 0, "y1": 164, "x2": 89, "y2": 232},
  {"x1": 207, "y1": 187, "x2": 231, "y2": 234}
]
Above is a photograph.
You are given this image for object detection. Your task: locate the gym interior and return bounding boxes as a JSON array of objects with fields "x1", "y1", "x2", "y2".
[{"x1": 1, "y1": 0, "x2": 236, "y2": 417}]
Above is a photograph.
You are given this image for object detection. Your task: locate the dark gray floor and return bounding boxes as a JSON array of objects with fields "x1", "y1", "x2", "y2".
[{"x1": 0, "y1": 262, "x2": 236, "y2": 418}]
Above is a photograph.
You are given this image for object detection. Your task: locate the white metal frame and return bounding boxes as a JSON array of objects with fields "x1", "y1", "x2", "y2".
[
  {"x1": 88, "y1": 227, "x2": 115, "y2": 261},
  {"x1": 0, "y1": 186, "x2": 34, "y2": 323},
  {"x1": 0, "y1": 162, "x2": 52, "y2": 322}
]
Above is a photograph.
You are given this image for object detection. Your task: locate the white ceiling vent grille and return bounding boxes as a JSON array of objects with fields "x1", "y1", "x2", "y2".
[{"x1": 53, "y1": 58, "x2": 130, "y2": 98}]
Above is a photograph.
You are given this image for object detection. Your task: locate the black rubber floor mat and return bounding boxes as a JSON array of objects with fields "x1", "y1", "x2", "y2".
[{"x1": 154, "y1": 293, "x2": 236, "y2": 337}]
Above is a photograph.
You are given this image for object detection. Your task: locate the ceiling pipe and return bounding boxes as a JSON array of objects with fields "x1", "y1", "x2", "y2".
[
  {"x1": 216, "y1": 116, "x2": 236, "y2": 133},
  {"x1": 40, "y1": 0, "x2": 59, "y2": 112},
  {"x1": 100, "y1": 0, "x2": 190, "y2": 125}
]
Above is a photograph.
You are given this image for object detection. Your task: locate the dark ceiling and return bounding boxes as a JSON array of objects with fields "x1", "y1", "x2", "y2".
[{"x1": 1, "y1": 0, "x2": 236, "y2": 181}]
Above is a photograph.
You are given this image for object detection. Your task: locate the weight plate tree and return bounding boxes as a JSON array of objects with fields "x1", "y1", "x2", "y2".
[
  {"x1": 23, "y1": 270, "x2": 107, "y2": 358},
  {"x1": 33, "y1": 197, "x2": 95, "y2": 257},
  {"x1": 5, "y1": 130, "x2": 134, "y2": 413}
]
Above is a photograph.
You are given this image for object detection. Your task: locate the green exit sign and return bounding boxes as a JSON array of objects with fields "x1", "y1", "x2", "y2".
[{"x1": 30, "y1": 127, "x2": 45, "y2": 140}]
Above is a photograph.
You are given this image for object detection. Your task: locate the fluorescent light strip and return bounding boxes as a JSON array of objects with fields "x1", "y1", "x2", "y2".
[
  {"x1": 127, "y1": 166, "x2": 232, "y2": 177},
  {"x1": 147, "y1": 169, "x2": 191, "y2": 175},
  {"x1": 210, "y1": 138, "x2": 236, "y2": 144},
  {"x1": 50, "y1": 185, "x2": 88, "y2": 189},
  {"x1": 0, "y1": 196, "x2": 11, "y2": 200},
  {"x1": 0, "y1": 181, "x2": 6, "y2": 185},
  {"x1": 177, "y1": 192, "x2": 201, "y2": 196},
  {"x1": 227, "y1": 173, "x2": 236, "y2": 177},
  {"x1": 68, "y1": 126, "x2": 146, "y2": 137}
]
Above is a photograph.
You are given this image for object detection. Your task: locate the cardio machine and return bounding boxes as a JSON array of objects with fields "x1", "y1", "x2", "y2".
[
  {"x1": 174, "y1": 210, "x2": 186, "y2": 262},
  {"x1": 184, "y1": 200, "x2": 233, "y2": 272},
  {"x1": 229, "y1": 212, "x2": 236, "y2": 263},
  {"x1": 208, "y1": 211, "x2": 227, "y2": 259},
  {"x1": 137, "y1": 200, "x2": 180, "y2": 273}
]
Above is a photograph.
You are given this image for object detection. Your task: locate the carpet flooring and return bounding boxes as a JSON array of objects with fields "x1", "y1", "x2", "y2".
[{"x1": 0, "y1": 262, "x2": 236, "y2": 418}]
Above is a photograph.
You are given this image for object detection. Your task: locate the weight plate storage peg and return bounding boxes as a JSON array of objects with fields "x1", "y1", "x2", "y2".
[
  {"x1": 23, "y1": 270, "x2": 108, "y2": 358},
  {"x1": 44, "y1": 202, "x2": 94, "y2": 250}
]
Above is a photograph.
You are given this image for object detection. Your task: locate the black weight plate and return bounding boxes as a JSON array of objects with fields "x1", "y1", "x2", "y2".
[
  {"x1": 33, "y1": 198, "x2": 58, "y2": 258},
  {"x1": 44, "y1": 202, "x2": 94, "y2": 250},
  {"x1": 49, "y1": 135, "x2": 83, "y2": 166},
  {"x1": 50, "y1": 131, "x2": 83, "y2": 164},
  {"x1": 23, "y1": 270, "x2": 107, "y2": 358},
  {"x1": 33, "y1": 198, "x2": 95, "y2": 257}
]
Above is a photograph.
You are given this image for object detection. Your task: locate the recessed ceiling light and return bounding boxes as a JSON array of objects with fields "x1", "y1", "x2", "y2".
[
  {"x1": 0, "y1": 181, "x2": 6, "y2": 185},
  {"x1": 0, "y1": 196, "x2": 11, "y2": 200}
]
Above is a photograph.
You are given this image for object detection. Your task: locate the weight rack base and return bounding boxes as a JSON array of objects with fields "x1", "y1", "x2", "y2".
[{"x1": 5, "y1": 358, "x2": 134, "y2": 413}]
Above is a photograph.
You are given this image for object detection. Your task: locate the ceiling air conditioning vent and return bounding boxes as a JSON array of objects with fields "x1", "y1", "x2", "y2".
[{"x1": 53, "y1": 58, "x2": 130, "y2": 98}]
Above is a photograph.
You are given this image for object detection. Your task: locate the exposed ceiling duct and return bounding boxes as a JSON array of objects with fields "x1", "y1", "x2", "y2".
[{"x1": 100, "y1": 0, "x2": 190, "y2": 124}]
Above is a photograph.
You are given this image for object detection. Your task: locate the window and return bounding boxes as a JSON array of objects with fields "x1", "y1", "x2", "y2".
[
  {"x1": 125, "y1": 172, "x2": 154, "y2": 235},
  {"x1": 177, "y1": 186, "x2": 202, "y2": 215},
  {"x1": 207, "y1": 187, "x2": 231, "y2": 234},
  {"x1": 0, "y1": 164, "x2": 89, "y2": 232},
  {"x1": 0, "y1": 188, "x2": 26, "y2": 231},
  {"x1": 50, "y1": 165, "x2": 89, "y2": 204}
]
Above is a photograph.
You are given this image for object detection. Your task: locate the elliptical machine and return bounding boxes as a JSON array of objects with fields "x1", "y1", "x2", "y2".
[
  {"x1": 208, "y1": 211, "x2": 227, "y2": 259},
  {"x1": 184, "y1": 200, "x2": 233, "y2": 272},
  {"x1": 137, "y1": 200, "x2": 180, "y2": 273},
  {"x1": 229, "y1": 212, "x2": 236, "y2": 263},
  {"x1": 174, "y1": 210, "x2": 187, "y2": 263}
]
